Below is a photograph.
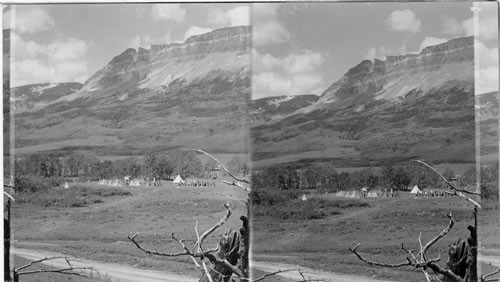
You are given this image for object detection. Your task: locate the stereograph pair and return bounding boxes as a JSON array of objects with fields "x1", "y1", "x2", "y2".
[{"x1": 1, "y1": 2, "x2": 499, "y2": 282}]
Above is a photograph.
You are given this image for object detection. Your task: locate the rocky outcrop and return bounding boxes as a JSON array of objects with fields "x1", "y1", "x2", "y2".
[
  {"x1": 252, "y1": 36, "x2": 476, "y2": 167},
  {"x1": 318, "y1": 36, "x2": 474, "y2": 109},
  {"x1": 250, "y1": 95, "x2": 319, "y2": 123},
  {"x1": 14, "y1": 26, "x2": 251, "y2": 155},
  {"x1": 11, "y1": 82, "x2": 83, "y2": 112},
  {"x1": 81, "y1": 26, "x2": 250, "y2": 93}
]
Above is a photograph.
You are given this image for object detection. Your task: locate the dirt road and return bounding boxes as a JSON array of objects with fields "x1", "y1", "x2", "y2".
[
  {"x1": 480, "y1": 254, "x2": 500, "y2": 267},
  {"x1": 251, "y1": 261, "x2": 396, "y2": 282},
  {"x1": 12, "y1": 248, "x2": 198, "y2": 282},
  {"x1": 14, "y1": 247, "x2": 397, "y2": 282}
]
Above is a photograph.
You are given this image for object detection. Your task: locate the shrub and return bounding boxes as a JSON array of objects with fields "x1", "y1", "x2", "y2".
[
  {"x1": 253, "y1": 197, "x2": 369, "y2": 220},
  {"x1": 250, "y1": 189, "x2": 301, "y2": 206},
  {"x1": 16, "y1": 184, "x2": 132, "y2": 208}
]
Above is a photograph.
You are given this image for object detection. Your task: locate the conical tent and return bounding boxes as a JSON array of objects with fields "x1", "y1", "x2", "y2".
[
  {"x1": 173, "y1": 174, "x2": 184, "y2": 184},
  {"x1": 410, "y1": 185, "x2": 421, "y2": 194}
]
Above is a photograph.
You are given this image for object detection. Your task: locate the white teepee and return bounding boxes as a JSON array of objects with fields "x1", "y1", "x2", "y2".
[
  {"x1": 410, "y1": 185, "x2": 421, "y2": 194},
  {"x1": 173, "y1": 174, "x2": 184, "y2": 184}
]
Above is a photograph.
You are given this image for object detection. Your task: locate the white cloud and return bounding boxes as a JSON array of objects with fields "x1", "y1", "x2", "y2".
[
  {"x1": 151, "y1": 4, "x2": 186, "y2": 23},
  {"x1": 253, "y1": 49, "x2": 326, "y2": 99},
  {"x1": 442, "y1": 8, "x2": 498, "y2": 43},
  {"x1": 15, "y1": 7, "x2": 54, "y2": 34},
  {"x1": 184, "y1": 26, "x2": 213, "y2": 41},
  {"x1": 475, "y1": 40, "x2": 498, "y2": 69},
  {"x1": 11, "y1": 32, "x2": 90, "y2": 86},
  {"x1": 208, "y1": 6, "x2": 249, "y2": 27},
  {"x1": 441, "y1": 16, "x2": 463, "y2": 35},
  {"x1": 253, "y1": 3, "x2": 279, "y2": 20},
  {"x1": 364, "y1": 44, "x2": 409, "y2": 60},
  {"x1": 226, "y1": 6, "x2": 250, "y2": 26},
  {"x1": 252, "y1": 3, "x2": 290, "y2": 47},
  {"x1": 207, "y1": 7, "x2": 228, "y2": 26},
  {"x1": 419, "y1": 37, "x2": 447, "y2": 52},
  {"x1": 254, "y1": 21, "x2": 290, "y2": 47},
  {"x1": 128, "y1": 33, "x2": 173, "y2": 49},
  {"x1": 477, "y1": 66, "x2": 498, "y2": 94},
  {"x1": 385, "y1": 9, "x2": 421, "y2": 33}
]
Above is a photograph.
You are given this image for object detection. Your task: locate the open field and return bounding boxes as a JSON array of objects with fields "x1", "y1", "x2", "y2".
[
  {"x1": 252, "y1": 194, "x2": 478, "y2": 282},
  {"x1": 11, "y1": 179, "x2": 248, "y2": 280}
]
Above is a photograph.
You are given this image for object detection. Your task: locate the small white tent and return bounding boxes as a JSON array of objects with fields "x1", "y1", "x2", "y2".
[
  {"x1": 63, "y1": 182, "x2": 69, "y2": 189},
  {"x1": 410, "y1": 185, "x2": 421, "y2": 194},
  {"x1": 367, "y1": 191, "x2": 378, "y2": 197},
  {"x1": 173, "y1": 174, "x2": 184, "y2": 184}
]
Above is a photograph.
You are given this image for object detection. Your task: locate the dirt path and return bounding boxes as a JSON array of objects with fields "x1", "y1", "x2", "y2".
[
  {"x1": 12, "y1": 248, "x2": 198, "y2": 282},
  {"x1": 480, "y1": 254, "x2": 500, "y2": 267},
  {"x1": 251, "y1": 261, "x2": 396, "y2": 282}
]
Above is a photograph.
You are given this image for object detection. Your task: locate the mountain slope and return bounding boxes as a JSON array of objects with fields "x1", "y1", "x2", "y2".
[
  {"x1": 14, "y1": 26, "x2": 251, "y2": 156},
  {"x1": 11, "y1": 82, "x2": 83, "y2": 112},
  {"x1": 477, "y1": 91, "x2": 499, "y2": 163},
  {"x1": 251, "y1": 37, "x2": 476, "y2": 168},
  {"x1": 250, "y1": 94, "x2": 319, "y2": 124}
]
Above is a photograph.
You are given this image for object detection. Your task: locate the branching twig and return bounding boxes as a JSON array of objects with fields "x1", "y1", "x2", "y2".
[
  {"x1": 482, "y1": 267, "x2": 500, "y2": 282},
  {"x1": 421, "y1": 212, "x2": 454, "y2": 260},
  {"x1": 413, "y1": 160, "x2": 481, "y2": 202},
  {"x1": 194, "y1": 149, "x2": 250, "y2": 190},
  {"x1": 350, "y1": 213, "x2": 465, "y2": 281},
  {"x1": 198, "y1": 203, "x2": 232, "y2": 248},
  {"x1": 14, "y1": 256, "x2": 96, "y2": 279},
  {"x1": 350, "y1": 244, "x2": 416, "y2": 267}
]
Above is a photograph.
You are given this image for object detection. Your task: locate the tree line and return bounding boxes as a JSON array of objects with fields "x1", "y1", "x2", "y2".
[
  {"x1": 14, "y1": 151, "x2": 249, "y2": 182},
  {"x1": 251, "y1": 162, "x2": 498, "y2": 195}
]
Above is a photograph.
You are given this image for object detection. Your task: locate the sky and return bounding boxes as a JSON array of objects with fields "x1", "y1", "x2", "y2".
[
  {"x1": 3, "y1": 3, "x2": 498, "y2": 95},
  {"x1": 252, "y1": 2, "x2": 498, "y2": 99},
  {"x1": 4, "y1": 3, "x2": 249, "y2": 87}
]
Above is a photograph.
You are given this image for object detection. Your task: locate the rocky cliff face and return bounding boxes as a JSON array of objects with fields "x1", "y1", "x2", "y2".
[
  {"x1": 252, "y1": 36, "x2": 476, "y2": 168},
  {"x1": 314, "y1": 37, "x2": 473, "y2": 112},
  {"x1": 14, "y1": 26, "x2": 251, "y2": 156},
  {"x1": 79, "y1": 26, "x2": 250, "y2": 96}
]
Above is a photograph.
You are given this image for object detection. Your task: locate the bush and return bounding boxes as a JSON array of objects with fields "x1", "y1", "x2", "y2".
[
  {"x1": 15, "y1": 176, "x2": 51, "y2": 193},
  {"x1": 16, "y1": 184, "x2": 132, "y2": 208},
  {"x1": 253, "y1": 196, "x2": 369, "y2": 220},
  {"x1": 14, "y1": 175, "x2": 66, "y2": 193},
  {"x1": 250, "y1": 189, "x2": 301, "y2": 206}
]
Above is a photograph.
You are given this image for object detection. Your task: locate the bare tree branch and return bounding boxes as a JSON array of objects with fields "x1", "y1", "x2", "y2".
[
  {"x1": 198, "y1": 203, "x2": 232, "y2": 248},
  {"x1": 350, "y1": 244, "x2": 417, "y2": 268},
  {"x1": 350, "y1": 213, "x2": 472, "y2": 282},
  {"x1": 413, "y1": 160, "x2": 481, "y2": 197},
  {"x1": 421, "y1": 212, "x2": 454, "y2": 260},
  {"x1": 482, "y1": 268, "x2": 500, "y2": 282},
  {"x1": 128, "y1": 232, "x2": 211, "y2": 258},
  {"x1": 14, "y1": 256, "x2": 96, "y2": 280},
  {"x1": 202, "y1": 261, "x2": 215, "y2": 282},
  {"x1": 194, "y1": 149, "x2": 250, "y2": 188}
]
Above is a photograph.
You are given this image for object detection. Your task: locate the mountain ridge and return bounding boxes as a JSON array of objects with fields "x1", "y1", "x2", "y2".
[
  {"x1": 251, "y1": 36, "x2": 477, "y2": 168},
  {"x1": 13, "y1": 26, "x2": 251, "y2": 156}
]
